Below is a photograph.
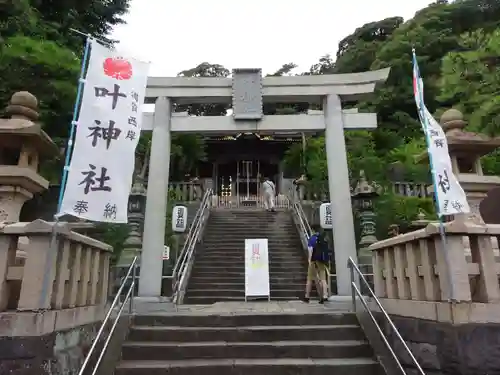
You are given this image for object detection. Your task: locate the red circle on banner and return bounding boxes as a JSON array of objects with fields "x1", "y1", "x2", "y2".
[{"x1": 103, "y1": 57, "x2": 133, "y2": 80}]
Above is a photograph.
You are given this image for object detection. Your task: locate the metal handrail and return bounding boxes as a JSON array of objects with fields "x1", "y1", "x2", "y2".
[
  {"x1": 78, "y1": 256, "x2": 138, "y2": 375},
  {"x1": 172, "y1": 188, "x2": 212, "y2": 302},
  {"x1": 288, "y1": 191, "x2": 332, "y2": 294},
  {"x1": 347, "y1": 257, "x2": 425, "y2": 375},
  {"x1": 171, "y1": 188, "x2": 212, "y2": 279}
]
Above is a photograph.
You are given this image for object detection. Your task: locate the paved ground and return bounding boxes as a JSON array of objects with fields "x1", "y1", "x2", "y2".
[{"x1": 132, "y1": 299, "x2": 354, "y2": 315}]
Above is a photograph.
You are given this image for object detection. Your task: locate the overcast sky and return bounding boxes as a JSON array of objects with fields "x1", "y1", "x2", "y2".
[{"x1": 111, "y1": 0, "x2": 434, "y2": 77}]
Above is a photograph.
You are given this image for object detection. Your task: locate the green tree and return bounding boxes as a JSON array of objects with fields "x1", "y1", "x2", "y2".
[{"x1": 439, "y1": 28, "x2": 500, "y2": 135}]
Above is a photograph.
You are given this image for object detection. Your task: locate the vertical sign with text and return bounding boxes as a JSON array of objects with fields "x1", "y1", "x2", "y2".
[
  {"x1": 59, "y1": 41, "x2": 150, "y2": 223},
  {"x1": 244, "y1": 238, "x2": 270, "y2": 299}
]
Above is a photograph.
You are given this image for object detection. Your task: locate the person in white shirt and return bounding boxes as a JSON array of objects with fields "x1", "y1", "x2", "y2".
[{"x1": 261, "y1": 177, "x2": 276, "y2": 212}]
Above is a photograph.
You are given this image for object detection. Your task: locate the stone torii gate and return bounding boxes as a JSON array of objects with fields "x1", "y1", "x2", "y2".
[{"x1": 138, "y1": 68, "x2": 390, "y2": 299}]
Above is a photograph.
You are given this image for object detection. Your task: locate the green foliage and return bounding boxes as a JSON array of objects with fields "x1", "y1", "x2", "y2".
[
  {"x1": 374, "y1": 193, "x2": 436, "y2": 238},
  {"x1": 440, "y1": 28, "x2": 500, "y2": 134},
  {"x1": 282, "y1": 0, "x2": 500, "y2": 240},
  {"x1": 92, "y1": 223, "x2": 131, "y2": 264}
]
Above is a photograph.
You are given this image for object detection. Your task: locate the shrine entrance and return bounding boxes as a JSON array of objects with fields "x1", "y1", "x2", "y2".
[
  {"x1": 138, "y1": 67, "x2": 390, "y2": 299},
  {"x1": 216, "y1": 159, "x2": 278, "y2": 197}
]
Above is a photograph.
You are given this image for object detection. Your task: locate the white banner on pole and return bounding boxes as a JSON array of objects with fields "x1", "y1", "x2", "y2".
[
  {"x1": 59, "y1": 40, "x2": 150, "y2": 223},
  {"x1": 422, "y1": 106, "x2": 470, "y2": 216},
  {"x1": 244, "y1": 238, "x2": 270, "y2": 299}
]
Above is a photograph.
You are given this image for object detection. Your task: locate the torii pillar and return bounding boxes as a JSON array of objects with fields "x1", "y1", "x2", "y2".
[{"x1": 138, "y1": 68, "x2": 390, "y2": 298}]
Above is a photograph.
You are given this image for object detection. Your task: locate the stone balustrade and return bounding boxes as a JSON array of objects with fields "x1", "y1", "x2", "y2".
[
  {"x1": 369, "y1": 219, "x2": 500, "y2": 374},
  {"x1": 369, "y1": 219, "x2": 500, "y2": 321},
  {"x1": 0, "y1": 219, "x2": 112, "y2": 312},
  {"x1": 169, "y1": 182, "x2": 204, "y2": 202}
]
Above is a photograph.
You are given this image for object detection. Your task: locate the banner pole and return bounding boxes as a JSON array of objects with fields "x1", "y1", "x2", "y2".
[
  {"x1": 39, "y1": 37, "x2": 93, "y2": 309},
  {"x1": 56, "y1": 36, "x2": 93, "y2": 213},
  {"x1": 413, "y1": 49, "x2": 457, "y2": 303}
]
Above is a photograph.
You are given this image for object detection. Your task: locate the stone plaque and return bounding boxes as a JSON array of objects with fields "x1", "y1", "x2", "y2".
[{"x1": 232, "y1": 68, "x2": 263, "y2": 120}]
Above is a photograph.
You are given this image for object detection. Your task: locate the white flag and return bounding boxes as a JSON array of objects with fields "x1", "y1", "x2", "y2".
[
  {"x1": 58, "y1": 40, "x2": 150, "y2": 223},
  {"x1": 422, "y1": 106, "x2": 470, "y2": 216}
]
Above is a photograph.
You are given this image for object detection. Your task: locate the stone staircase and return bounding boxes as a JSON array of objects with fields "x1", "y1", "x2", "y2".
[
  {"x1": 115, "y1": 310, "x2": 382, "y2": 375},
  {"x1": 184, "y1": 209, "x2": 313, "y2": 304}
]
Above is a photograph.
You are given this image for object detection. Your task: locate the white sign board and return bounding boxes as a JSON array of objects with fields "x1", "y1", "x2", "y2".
[
  {"x1": 58, "y1": 40, "x2": 150, "y2": 223},
  {"x1": 172, "y1": 205, "x2": 187, "y2": 233},
  {"x1": 244, "y1": 238, "x2": 270, "y2": 299},
  {"x1": 319, "y1": 203, "x2": 333, "y2": 229},
  {"x1": 162, "y1": 246, "x2": 170, "y2": 260}
]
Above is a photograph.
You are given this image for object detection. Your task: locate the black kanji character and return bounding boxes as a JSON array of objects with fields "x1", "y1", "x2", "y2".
[
  {"x1": 131, "y1": 91, "x2": 139, "y2": 102},
  {"x1": 128, "y1": 116, "x2": 137, "y2": 127},
  {"x1": 176, "y1": 207, "x2": 184, "y2": 228},
  {"x1": 451, "y1": 200, "x2": 464, "y2": 212},
  {"x1": 324, "y1": 205, "x2": 332, "y2": 226},
  {"x1": 125, "y1": 130, "x2": 137, "y2": 141},
  {"x1": 103, "y1": 203, "x2": 117, "y2": 219},
  {"x1": 73, "y1": 200, "x2": 89, "y2": 215},
  {"x1": 94, "y1": 84, "x2": 127, "y2": 110},
  {"x1": 131, "y1": 102, "x2": 138, "y2": 112},
  {"x1": 443, "y1": 199, "x2": 449, "y2": 211},
  {"x1": 434, "y1": 139, "x2": 444, "y2": 148},
  {"x1": 437, "y1": 169, "x2": 451, "y2": 194},
  {"x1": 429, "y1": 129, "x2": 439, "y2": 137},
  {"x1": 79, "y1": 164, "x2": 112, "y2": 194},
  {"x1": 88, "y1": 120, "x2": 122, "y2": 149}
]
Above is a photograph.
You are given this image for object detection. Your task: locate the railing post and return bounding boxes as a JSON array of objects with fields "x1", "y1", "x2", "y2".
[
  {"x1": 129, "y1": 258, "x2": 137, "y2": 314},
  {"x1": 349, "y1": 260, "x2": 356, "y2": 312}
]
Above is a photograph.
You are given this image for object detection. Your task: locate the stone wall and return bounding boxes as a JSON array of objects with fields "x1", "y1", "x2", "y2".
[
  {"x1": 385, "y1": 314, "x2": 500, "y2": 375},
  {"x1": 0, "y1": 306, "x2": 129, "y2": 375}
]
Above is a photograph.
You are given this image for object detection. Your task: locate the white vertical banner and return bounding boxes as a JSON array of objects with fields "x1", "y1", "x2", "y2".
[
  {"x1": 422, "y1": 107, "x2": 470, "y2": 215},
  {"x1": 59, "y1": 40, "x2": 150, "y2": 223},
  {"x1": 244, "y1": 238, "x2": 270, "y2": 299}
]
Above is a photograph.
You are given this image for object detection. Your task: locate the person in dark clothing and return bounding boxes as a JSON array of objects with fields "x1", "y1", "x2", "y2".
[{"x1": 302, "y1": 226, "x2": 329, "y2": 303}]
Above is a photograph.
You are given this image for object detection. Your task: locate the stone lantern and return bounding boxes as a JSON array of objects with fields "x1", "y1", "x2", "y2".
[
  {"x1": 419, "y1": 109, "x2": 500, "y2": 222},
  {"x1": 442, "y1": 109, "x2": 500, "y2": 218},
  {"x1": 0, "y1": 92, "x2": 58, "y2": 223},
  {"x1": 351, "y1": 170, "x2": 380, "y2": 265}
]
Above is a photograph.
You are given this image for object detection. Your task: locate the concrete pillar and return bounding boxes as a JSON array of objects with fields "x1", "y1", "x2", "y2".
[
  {"x1": 139, "y1": 97, "x2": 172, "y2": 297},
  {"x1": 324, "y1": 94, "x2": 358, "y2": 295}
]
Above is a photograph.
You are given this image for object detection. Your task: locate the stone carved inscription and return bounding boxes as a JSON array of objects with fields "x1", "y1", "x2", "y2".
[{"x1": 232, "y1": 69, "x2": 263, "y2": 120}]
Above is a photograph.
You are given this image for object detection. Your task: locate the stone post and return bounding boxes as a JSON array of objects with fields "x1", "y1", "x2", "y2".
[
  {"x1": 139, "y1": 97, "x2": 172, "y2": 299},
  {"x1": 324, "y1": 94, "x2": 358, "y2": 296}
]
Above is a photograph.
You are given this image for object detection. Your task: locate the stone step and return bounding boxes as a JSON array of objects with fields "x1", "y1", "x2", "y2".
[
  {"x1": 194, "y1": 258, "x2": 306, "y2": 269},
  {"x1": 121, "y1": 340, "x2": 372, "y2": 361},
  {"x1": 185, "y1": 289, "x2": 304, "y2": 298},
  {"x1": 133, "y1": 313, "x2": 358, "y2": 328},
  {"x1": 189, "y1": 271, "x2": 306, "y2": 278},
  {"x1": 200, "y1": 245, "x2": 302, "y2": 250},
  {"x1": 199, "y1": 249, "x2": 302, "y2": 254},
  {"x1": 183, "y1": 296, "x2": 302, "y2": 304},
  {"x1": 205, "y1": 226, "x2": 296, "y2": 231},
  {"x1": 188, "y1": 275, "x2": 308, "y2": 283},
  {"x1": 190, "y1": 267, "x2": 305, "y2": 274},
  {"x1": 196, "y1": 251, "x2": 306, "y2": 264},
  {"x1": 197, "y1": 253, "x2": 304, "y2": 259},
  {"x1": 202, "y1": 239, "x2": 300, "y2": 243},
  {"x1": 189, "y1": 277, "x2": 306, "y2": 291},
  {"x1": 204, "y1": 226, "x2": 296, "y2": 231},
  {"x1": 115, "y1": 358, "x2": 380, "y2": 375},
  {"x1": 192, "y1": 261, "x2": 305, "y2": 267}
]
